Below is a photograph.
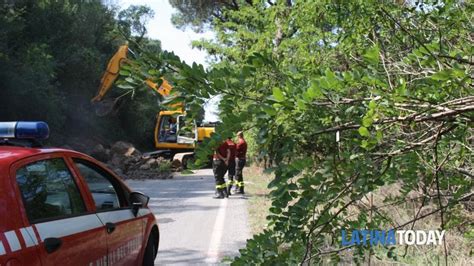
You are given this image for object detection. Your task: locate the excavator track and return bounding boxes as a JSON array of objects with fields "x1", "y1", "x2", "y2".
[{"x1": 172, "y1": 152, "x2": 195, "y2": 169}]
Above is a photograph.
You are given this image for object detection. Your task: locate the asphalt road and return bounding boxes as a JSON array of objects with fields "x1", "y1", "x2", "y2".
[{"x1": 127, "y1": 169, "x2": 250, "y2": 265}]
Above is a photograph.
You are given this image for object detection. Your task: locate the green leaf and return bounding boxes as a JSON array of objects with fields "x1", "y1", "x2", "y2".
[
  {"x1": 125, "y1": 77, "x2": 136, "y2": 84},
  {"x1": 350, "y1": 154, "x2": 360, "y2": 160},
  {"x1": 376, "y1": 130, "x2": 383, "y2": 142},
  {"x1": 272, "y1": 87, "x2": 285, "y2": 102},
  {"x1": 307, "y1": 81, "x2": 323, "y2": 99},
  {"x1": 362, "y1": 117, "x2": 373, "y2": 127},
  {"x1": 363, "y1": 45, "x2": 380, "y2": 65},
  {"x1": 345, "y1": 106, "x2": 356, "y2": 114},
  {"x1": 296, "y1": 99, "x2": 307, "y2": 110},
  {"x1": 431, "y1": 69, "x2": 452, "y2": 81},
  {"x1": 325, "y1": 69, "x2": 338, "y2": 87},
  {"x1": 119, "y1": 70, "x2": 131, "y2": 76},
  {"x1": 358, "y1": 126, "x2": 370, "y2": 137},
  {"x1": 262, "y1": 105, "x2": 277, "y2": 116},
  {"x1": 368, "y1": 100, "x2": 377, "y2": 109},
  {"x1": 117, "y1": 83, "x2": 135, "y2": 89},
  {"x1": 374, "y1": 179, "x2": 385, "y2": 186},
  {"x1": 395, "y1": 78, "x2": 407, "y2": 97},
  {"x1": 361, "y1": 140, "x2": 369, "y2": 148},
  {"x1": 288, "y1": 183, "x2": 298, "y2": 190}
]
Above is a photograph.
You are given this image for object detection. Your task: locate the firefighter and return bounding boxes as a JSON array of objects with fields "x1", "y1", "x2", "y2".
[
  {"x1": 225, "y1": 137, "x2": 237, "y2": 195},
  {"x1": 234, "y1": 131, "x2": 247, "y2": 194},
  {"x1": 213, "y1": 139, "x2": 230, "y2": 199}
]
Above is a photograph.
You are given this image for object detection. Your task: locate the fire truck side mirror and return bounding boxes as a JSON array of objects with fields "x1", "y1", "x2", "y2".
[{"x1": 130, "y1": 191, "x2": 150, "y2": 217}]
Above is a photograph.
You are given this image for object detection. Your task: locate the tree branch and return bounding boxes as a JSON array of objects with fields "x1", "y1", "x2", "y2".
[
  {"x1": 433, "y1": 126, "x2": 449, "y2": 266},
  {"x1": 211, "y1": 11, "x2": 226, "y2": 23},
  {"x1": 437, "y1": 54, "x2": 474, "y2": 66},
  {"x1": 300, "y1": 173, "x2": 360, "y2": 264},
  {"x1": 373, "y1": 125, "x2": 457, "y2": 156},
  {"x1": 231, "y1": 0, "x2": 239, "y2": 9},
  {"x1": 312, "y1": 96, "x2": 382, "y2": 106},
  {"x1": 455, "y1": 167, "x2": 474, "y2": 178},
  {"x1": 380, "y1": 7, "x2": 439, "y2": 64},
  {"x1": 313, "y1": 105, "x2": 473, "y2": 136},
  {"x1": 395, "y1": 192, "x2": 473, "y2": 229}
]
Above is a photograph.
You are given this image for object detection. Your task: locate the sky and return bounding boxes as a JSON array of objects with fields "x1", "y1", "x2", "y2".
[
  {"x1": 117, "y1": 0, "x2": 219, "y2": 121},
  {"x1": 119, "y1": 0, "x2": 213, "y2": 66}
]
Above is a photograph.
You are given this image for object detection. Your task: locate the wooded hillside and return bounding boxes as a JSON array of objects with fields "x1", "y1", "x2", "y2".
[{"x1": 0, "y1": 0, "x2": 159, "y2": 150}]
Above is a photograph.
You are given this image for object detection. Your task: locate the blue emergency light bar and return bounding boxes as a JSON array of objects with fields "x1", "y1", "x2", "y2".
[{"x1": 0, "y1": 121, "x2": 49, "y2": 140}]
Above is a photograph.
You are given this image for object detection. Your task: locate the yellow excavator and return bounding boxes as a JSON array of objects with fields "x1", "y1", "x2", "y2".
[{"x1": 92, "y1": 45, "x2": 215, "y2": 166}]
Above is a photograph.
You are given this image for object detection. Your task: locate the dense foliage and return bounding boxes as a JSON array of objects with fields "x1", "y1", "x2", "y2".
[
  {"x1": 127, "y1": 0, "x2": 473, "y2": 264},
  {"x1": 0, "y1": 0, "x2": 160, "y2": 150}
]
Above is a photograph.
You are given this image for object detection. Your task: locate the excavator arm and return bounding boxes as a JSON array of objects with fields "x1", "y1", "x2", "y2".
[
  {"x1": 91, "y1": 45, "x2": 128, "y2": 102},
  {"x1": 92, "y1": 44, "x2": 173, "y2": 103}
]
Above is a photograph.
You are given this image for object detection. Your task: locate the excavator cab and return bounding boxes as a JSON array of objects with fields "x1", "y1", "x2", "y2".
[
  {"x1": 153, "y1": 111, "x2": 195, "y2": 153},
  {"x1": 176, "y1": 115, "x2": 197, "y2": 144},
  {"x1": 157, "y1": 114, "x2": 178, "y2": 143},
  {"x1": 156, "y1": 113, "x2": 196, "y2": 145}
]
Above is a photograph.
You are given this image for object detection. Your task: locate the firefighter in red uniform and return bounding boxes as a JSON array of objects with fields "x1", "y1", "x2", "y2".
[
  {"x1": 225, "y1": 137, "x2": 237, "y2": 195},
  {"x1": 213, "y1": 139, "x2": 230, "y2": 199},
  {"x1": 235, "y1": 131, "x2": 247, "y2": 194}
]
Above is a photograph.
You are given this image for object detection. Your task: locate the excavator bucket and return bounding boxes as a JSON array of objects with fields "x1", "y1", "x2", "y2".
[{"x1": 92, "y1": 98, "x2": 117, "y2": 117}]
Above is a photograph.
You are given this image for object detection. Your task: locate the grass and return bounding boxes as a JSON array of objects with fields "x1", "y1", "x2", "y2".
[
  {"x1": 180, "y1": 169, "x2": 194, "y2": 175},
  {"x1": 243, "y1": 165, "x2": 273, "y2": 235}
]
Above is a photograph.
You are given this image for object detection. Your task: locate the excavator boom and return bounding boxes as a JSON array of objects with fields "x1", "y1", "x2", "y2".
[
  {"x1": 91, "y1": 45, "x2": 128, "y2": 102},
  {"x1": 92, "y1": 45, "x2": 172, "y2": 102}
]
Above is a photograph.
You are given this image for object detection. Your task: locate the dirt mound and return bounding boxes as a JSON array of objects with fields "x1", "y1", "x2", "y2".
[{"x1": 90, "y1": 141, "x2": 173, "y2": 180}]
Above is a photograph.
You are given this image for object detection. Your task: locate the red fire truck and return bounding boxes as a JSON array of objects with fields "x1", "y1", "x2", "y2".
[{"x1": 0, "y1": 121, "x2": 159, "y2": 265}]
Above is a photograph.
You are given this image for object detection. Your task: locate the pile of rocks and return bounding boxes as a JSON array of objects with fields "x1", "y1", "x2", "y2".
[{"x1": 90, "y1": 141, "x2": 173, "y2": 180}]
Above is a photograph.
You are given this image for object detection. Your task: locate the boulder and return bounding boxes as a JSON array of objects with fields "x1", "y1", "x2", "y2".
[
  {"x1": 91, "y1": 144, "x2": 110, "y2": 162},
  {"x1": 86, "y1": 140, "x2": 175, "y2": 180},
  {"x1": 110, "y1": 141, "x2": 134, "y2": 156},
  {"x1": 171, "y1": 159, "x2": 181, "y2": 169},
  {"x1": 145, "y1": 158, "x2": 158, "y2": 166},
  {"x1": 124, "y1": 146, "x2": 142, "y2": 157},
  {"x1": 108, "y1": 154, "x2": 124, "y2": 168},
  {"x1": 139, "y1": 164, "x2": 151, "y2": 170}
]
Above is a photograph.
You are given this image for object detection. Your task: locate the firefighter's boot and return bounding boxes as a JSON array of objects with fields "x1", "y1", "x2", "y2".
[
  {"x1": 235, "y1": 184, "x2": 244, "y2": 194},
  {"x1": 213, "y1": 188, "x2": 225, "y2": 199}
]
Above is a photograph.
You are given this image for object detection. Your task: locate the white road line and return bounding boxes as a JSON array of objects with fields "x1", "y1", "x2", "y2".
[
  {"x1": 205, "y1": 198, "x2": 228, "y2": 264},
  {"x1": 5, "y1": 231, "x2": 21, "y2": 252}
]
